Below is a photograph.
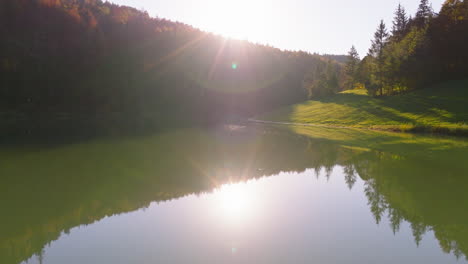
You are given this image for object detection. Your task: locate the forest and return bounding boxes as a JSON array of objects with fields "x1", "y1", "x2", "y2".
[
  {"x1": 1, "y1": 1, "x2": 467, "y2": 263},
  {"x1": 343, "y1": 0, "x2": 468, "y2": 96},
  {"x1": 258, "y1": 0, "x2": 468, "y2": 136},
  {"x1": 0, "y1": 0, "x2": 344, "y2": 138},
  {"x1": 0, "y1": 0, "x2": 466, "y2": 137}
]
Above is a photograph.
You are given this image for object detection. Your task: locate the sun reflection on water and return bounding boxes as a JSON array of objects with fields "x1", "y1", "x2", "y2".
[{"x1": 212, "y1": 181, "x2": 258, "y2": 223}]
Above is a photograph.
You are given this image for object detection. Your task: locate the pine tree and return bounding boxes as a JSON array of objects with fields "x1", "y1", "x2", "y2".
[
  {"x1": 415, "y1": 0, "x2": 434, "y2": 26},
  {"x1": 345, "y1": 45, "x2": 360, "y2": 89},
  {"x1": 368, "y1": 20, "x2": 389, "y2": 96},
  {"x1": 392, "y1": 3, "x2": 408, "y2": 40},
  {"x1": 369, "y1": 20, "x2": 389, "y2": 59}
]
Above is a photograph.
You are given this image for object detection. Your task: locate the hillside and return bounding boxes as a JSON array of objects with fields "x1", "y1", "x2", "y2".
[
  {"x1": 0, "y1": 0, "x2": 342, "y2": 138},
  {"x1": 1, "y1": 0, "x2": 466, "y2": 139},
  {"x1": 258, "y1": 80, "x2": 468, "y2": 135}
]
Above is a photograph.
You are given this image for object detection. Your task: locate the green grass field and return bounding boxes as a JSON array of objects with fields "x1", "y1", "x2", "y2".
[{"x1": 258, "y1": 80, "x2": 468, "y2": 136}]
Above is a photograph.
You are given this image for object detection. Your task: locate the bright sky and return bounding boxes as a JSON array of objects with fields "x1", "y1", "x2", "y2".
[{"x1": 108, "y1": 0, "x2": 444, "y2": 56}]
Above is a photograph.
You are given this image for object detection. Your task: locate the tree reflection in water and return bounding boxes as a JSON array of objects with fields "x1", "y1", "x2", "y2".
[{"x1": 1, "y1": 125, "x2": 467, "y2": 263}]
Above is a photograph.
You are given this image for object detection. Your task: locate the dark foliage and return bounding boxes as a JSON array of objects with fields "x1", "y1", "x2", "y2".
[
  {"x1": 0, "y1": 0, "x2": 343, "y2": 137},
  {"x1": 321, "y1": 54, "x2": 349, "y2": 64},
  {"x1": 349, "y1": 0, "x2": 468, "y2": 97}
]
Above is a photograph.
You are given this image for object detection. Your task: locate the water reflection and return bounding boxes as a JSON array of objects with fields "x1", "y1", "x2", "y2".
[
  {"x1": 1, "y1": 125, "x2": 467, "y2": 263},
  {"x1": 214, "y1": 182, "x2": 259, "y2": 223}
]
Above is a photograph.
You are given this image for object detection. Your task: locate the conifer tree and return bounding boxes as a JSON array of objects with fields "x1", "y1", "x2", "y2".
[
  {"x1": 368, "y1": 20, "x2": 389, "y2": 96},
  {"x1": 415, "y1": 0, "x2": 434, "y2": 26},
  {"x1": 345, "y1": 45, "x2": 360, "y2": 89},
  {"x1": 392, "y1": 3, "x2": 408, "y2": 40}
]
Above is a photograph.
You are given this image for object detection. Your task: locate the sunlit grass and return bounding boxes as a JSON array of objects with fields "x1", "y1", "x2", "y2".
[{"x1": 259, "y1": 80, "x2": 468, "y2": 136}]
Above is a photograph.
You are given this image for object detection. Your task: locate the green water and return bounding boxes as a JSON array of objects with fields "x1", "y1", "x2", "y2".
[{"x1": 1, "y1": 125, "x2": 468, "y2": 264}]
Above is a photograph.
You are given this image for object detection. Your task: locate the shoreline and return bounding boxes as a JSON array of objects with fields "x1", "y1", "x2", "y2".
[{"x1": 248, "y1": 119, "x2": 468, "y2": 137}]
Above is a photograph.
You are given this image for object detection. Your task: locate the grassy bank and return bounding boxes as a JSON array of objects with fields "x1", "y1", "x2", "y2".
[{"x1": 258, "y1": 80, "x2": 468, "y2": 136}]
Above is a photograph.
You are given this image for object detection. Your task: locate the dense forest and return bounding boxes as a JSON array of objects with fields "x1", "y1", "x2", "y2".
[
  {"x1": 344, "y1": 0, "x2": 468, "y2": 96},
  {"x1": 1, "y1": 0, "x2": 466, "y2": 137},
  {"x1": 0, "y1": 0, "x2": 344, "y2": 137}
]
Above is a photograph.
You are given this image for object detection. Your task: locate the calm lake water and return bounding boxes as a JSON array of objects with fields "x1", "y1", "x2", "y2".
[{"x1": 1, "y1": 125, "x2": 468, "y2": 264}]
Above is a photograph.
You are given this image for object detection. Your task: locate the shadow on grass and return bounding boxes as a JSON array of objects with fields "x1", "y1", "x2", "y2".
[
  {"x1": 271, "y1": 80, "x2": 468, "y2": 136},
  {"x1": 315, "y1": 93, "x2": 416, "y2": 124}
]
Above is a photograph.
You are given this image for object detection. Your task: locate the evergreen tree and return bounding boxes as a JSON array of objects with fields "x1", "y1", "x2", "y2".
[
  {"x1": 369, "y1": 20, "x2": 389, "y2": 60},
  {"x1": 392, "y1": 3, "x2": 408, "y2": 40},
  {"x1": 368, "y1": 20, "x2": 389, "y2": 96},
  {"x1": 356, "y1": 55, "x2": 376, "y2": 95},
  {"x1": 303, "y1": 60, "x2": 340, "y2": 98},
  {"x1": 345, "y1": 45, "x2": 360, "y2": 90},
  {"x1": 429, "y1": 0, "x2": 468, "y2": 80},
  {"x1": 415, "y1": 0, "x2": 434, "y2": 26}
]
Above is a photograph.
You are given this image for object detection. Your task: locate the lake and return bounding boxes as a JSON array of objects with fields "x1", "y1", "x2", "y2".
[{"x1": 1, "y1": 125, "x2": 468, "y2": 264}]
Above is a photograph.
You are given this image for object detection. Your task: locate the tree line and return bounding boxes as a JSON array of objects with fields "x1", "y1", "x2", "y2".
[
  {"x1": 344, "y1": 0, "x2": 468, "y2": 96},
  {"x1": 3, "y1": 0, "x2": 464, "y2": 136},
  {"x1": 0, "y1": 0, "x2": 344, "y2": 137}
]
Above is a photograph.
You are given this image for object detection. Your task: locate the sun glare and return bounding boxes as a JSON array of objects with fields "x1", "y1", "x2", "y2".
[
  {"x1": 203, "y1": 0, "x2": 272, "y2": 40},
  {"x1": 213, "y1": 182, "x2": 257, "y2": 223}
]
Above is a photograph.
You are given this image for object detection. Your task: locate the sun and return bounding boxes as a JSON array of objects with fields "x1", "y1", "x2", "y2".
[{"x1": 202, "y1": 0, "x2": 271, "y2": 40}]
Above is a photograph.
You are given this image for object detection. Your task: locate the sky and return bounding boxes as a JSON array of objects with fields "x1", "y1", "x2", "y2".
[{"x1": 108, "y1": 0, "x2": 444, "y2": 56}]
